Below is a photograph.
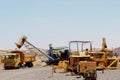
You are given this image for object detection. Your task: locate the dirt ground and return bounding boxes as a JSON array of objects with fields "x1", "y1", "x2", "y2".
[{"x1": 0, "y1": 65, "x2": 120, "y2": 80}]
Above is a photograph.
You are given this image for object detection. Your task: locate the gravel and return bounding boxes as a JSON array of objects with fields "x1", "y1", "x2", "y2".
[{"x1": 0, "y1": 66, "x2": 120, "y2": 80}]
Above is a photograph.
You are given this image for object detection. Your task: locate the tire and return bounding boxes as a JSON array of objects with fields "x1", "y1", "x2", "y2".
[
  {"x1": 85, "y1": 77, "x2": 91, "y2": 80},
  {"x1": 27, "y1": 62, "x2": 33, "y2": 68},
  {"x1": 17, "y1": 63, "x2": 22, "y2": 69},
  {"x1": 4, "y1": 67, "x2": 8, "y2": 70},
  {"x1": 73, "y1": 70, "x2": 78, "y2": 74}
]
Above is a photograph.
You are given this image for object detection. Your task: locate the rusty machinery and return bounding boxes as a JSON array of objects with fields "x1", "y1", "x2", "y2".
[
  {"x1": 68, "y1": 38, "x2": 120, "y2": 70},
  {"x1": 15, "y1": 35, "x2": 120, "y2": 79},
  {"x1": 54, "y1": 41, "x2": 97, "y2": 80},
  {"x1": 54, "y1": 38, "x2": 120, "y2": 80},
  {"x1": 89, "y1": 38, "x2": 120, "y2": 69},
  {"x1": 68, "y1": 41, "x2": 97, "y2": 80}
]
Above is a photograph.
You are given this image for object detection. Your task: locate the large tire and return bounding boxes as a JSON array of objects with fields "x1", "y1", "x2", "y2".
[
  {"x1": 27, "y1": 62, "x2": 33, "y2": 68},
  {"x1": 84, "y1": 69, "x2": 97, "y2": 80}
]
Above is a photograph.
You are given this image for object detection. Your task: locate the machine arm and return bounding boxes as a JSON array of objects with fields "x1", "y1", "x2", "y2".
[
  {"x1": 25, "y1": 40, "x2": 54, "y2": 61},
  {"x1": 15, "y1": 35, "x2": 54, "y2": 61}
]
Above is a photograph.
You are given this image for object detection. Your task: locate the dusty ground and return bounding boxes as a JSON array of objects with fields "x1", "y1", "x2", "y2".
[
  {"x1": 0, "y1": 55, "x2": 120, "y2": 80},
  {"x1": 0, "y1": 65, "x2": 120, "y2": 80}
]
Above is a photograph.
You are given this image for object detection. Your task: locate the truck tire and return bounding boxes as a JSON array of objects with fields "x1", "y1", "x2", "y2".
[
  {"x1": 4, "y1": 67, "x2": 8, "y2": 70},
  {"x1": 17, "y1": 63, "x2": 22, "y2": 69},
  {"x1": 27, "y1": 62, "x2": 33, "y2": 68},
  {"x1": 85, "y1": 78, "x2": 96, "y2": 80}
]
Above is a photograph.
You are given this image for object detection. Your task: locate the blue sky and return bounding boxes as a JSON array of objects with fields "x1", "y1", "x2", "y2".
[{"x1": 0, "y1": 0, "x2": 120, "y2": 49}]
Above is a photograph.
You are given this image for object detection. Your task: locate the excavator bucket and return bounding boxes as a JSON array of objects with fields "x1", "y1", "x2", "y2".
[{"x1": 15, "y1": 35, "x2": 27, "y2": 49}]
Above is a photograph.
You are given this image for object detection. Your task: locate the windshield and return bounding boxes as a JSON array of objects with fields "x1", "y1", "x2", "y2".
[
  {"x1": 8, "y1": 55, "x2": 15, "y2": 59},
  {"x1": 5, "y1": 55, "x2": 19, "y2": 59}
]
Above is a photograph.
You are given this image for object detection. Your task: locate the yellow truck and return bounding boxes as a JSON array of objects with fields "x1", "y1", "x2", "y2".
[{"x1": 2, "y1": 50, "x2": 35, "y2": 69}]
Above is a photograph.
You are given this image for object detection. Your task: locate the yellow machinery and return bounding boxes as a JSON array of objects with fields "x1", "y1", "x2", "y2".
[
  {"x1": 68, "y1": 41, "x2": 97, "y2": 80},
  {"x1": 88, "y1": 38, "x2": 120, "y2": 69},
  {"x1": 2, "y1": 50, "x2": 35, "y2": 69},
  {"x1": 102, "y1": 37, "x2": 108, "y2": 52},
  {"x1": 53, "y1": 60, "x2": 68, "y2": 73},
  {"x1": 1, "y1": 35, "x2": 55, "y2": 70},
  {"x1": 54, "y1": 41, "x2": 97, "y2": 80},
  {"x1": 54, "y1": 38, "x2": 120, "y2": 79}
]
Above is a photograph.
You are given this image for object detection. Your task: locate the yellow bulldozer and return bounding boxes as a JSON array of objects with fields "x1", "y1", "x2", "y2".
[{"x1": 54, "y1": 41, "x2": 97, "y2": 80}]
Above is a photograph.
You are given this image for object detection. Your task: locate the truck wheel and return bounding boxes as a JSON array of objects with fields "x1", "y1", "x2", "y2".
[
  {"x1": 85, "y1": 77, "x2": 91, "y2": 80},
  {"x1": 85, "y1": 78, "x2": 96, "y2": 80},
  {"x1": 17, "y1": 63, "x2": 22, "y2": 69},
  {"x1": 27, "y1": 62, "x2": 33, "y2": 68},
  {"x1": 4, "y1": 67, "x2": 8, "y2": 70}
]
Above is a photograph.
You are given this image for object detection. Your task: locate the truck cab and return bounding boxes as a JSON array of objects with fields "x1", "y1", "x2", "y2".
[{"x1": 3, "y1": 53, "x2": 21, "y2": 69}]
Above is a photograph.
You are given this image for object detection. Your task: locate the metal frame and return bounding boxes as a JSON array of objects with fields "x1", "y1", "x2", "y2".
[{"x1": 69, "y1": 41, "x2": 92, "y2": 53}]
